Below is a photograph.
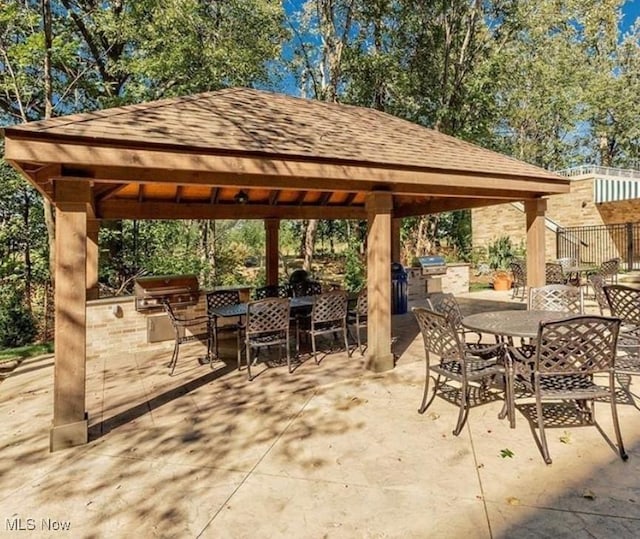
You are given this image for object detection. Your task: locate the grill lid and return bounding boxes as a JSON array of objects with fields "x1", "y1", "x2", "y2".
[
  {"x1": 417, "y1": 256, "x2": 446, "y2": 268},
  {"x1": 134, "y1": 274, "x2": 199, "y2": 297}
]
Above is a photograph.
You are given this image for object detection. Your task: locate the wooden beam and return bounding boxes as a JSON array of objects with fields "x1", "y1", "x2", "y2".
[
  {"x1": 95, "y1": 183, "x2": 127, "y2": 202},
  {"x1": 269, "y1": 190, "x2": 280, "y2": 205},
  {"x1": 319, "y1": 192, "x2": 332, "y2": 205},
  {"x1": 51, "y1": 195, "x2": 89, "y2": 450},
  {"x1": 392, "y1": 217, "x2": 401, "y2": 263},
  {"x1": 87, "y1": 219, "x2": 100, "y2": 300},
  {"x1": 97, "y1": 199, "x2": 367, "y2": 220},
  {"x1": 393, "y1": 197, "x2": 514, "y2": 218},
  {"x1": 295, "y1": 191, "x2": 307, "y2": 205},
  {"x1": 175, "y1": 185, "x2": 183, "y2": 203},
  {"x1": 210, "y1": 187, "x2": 219, "y2": 203},
  {"x1": 525, "y1": 198, "x2": 547, "y2": 288},
  {"x1": 5, "y1": 137, "x2": 570, "y2": 195},
  {"x1": 138, "y1": 184, "x2": 145, "y2": 203},
  {"x1": 344, "y1": 192, "x2": 357, "y2": 205},
  {"x1": 366, "y1": 192, "x2": 394, "y2": 373},
  {"x1": 33, "y1": 163, "x2": 62, "y2": 181}
]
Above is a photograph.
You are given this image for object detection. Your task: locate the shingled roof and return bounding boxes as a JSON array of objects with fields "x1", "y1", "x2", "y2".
[{"x1": 3, "y1": 87, "x2": 569, "y2": 220}]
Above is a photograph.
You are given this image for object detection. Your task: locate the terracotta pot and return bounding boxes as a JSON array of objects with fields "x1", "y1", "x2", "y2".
[{"x1": 492, "y1": 272, "x2": 513, "y2": 291}]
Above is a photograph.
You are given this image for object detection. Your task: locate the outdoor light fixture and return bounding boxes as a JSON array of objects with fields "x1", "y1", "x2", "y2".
[{"x1": 234, "y1": 190, "x2": 249, "y2": 204}]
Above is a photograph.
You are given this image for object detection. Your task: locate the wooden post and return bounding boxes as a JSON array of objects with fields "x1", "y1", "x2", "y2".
[
  {"x1": 50, "y1": 180, "x2": 91, "y2": 451},
  {"x1": 86, "y1": 219, "x2": 100, "y2": 300},
  {"x1": 265, "y1": 218, "x2": 280, "y2": 286},
  {"x1": 366, "y1": 192, "x2": 394, "y2": 372},
  {"x1": 391, "y1": 217, "x2": 401, "y2": 264},
  {"x1": 525, "y1": 198, "x2": 547, "y2": 288}
]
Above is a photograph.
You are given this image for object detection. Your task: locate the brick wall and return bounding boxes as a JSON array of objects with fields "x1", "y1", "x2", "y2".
[
  {"x1": 86, "y1": 295, "x2": 209, "y2": 362},
  {"x1": 471, "y1": 178, "x2": 640, "y2": 260}
]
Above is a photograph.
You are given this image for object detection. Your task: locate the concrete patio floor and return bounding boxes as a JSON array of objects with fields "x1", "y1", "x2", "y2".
[{"x1": 2, "y1": 290, "x2": 640, "y2": 537}]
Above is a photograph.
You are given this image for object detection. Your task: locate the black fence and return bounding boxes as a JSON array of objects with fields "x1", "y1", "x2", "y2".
[{"x1": 557, "y1": 223, "x2": 640, "y2": 271}]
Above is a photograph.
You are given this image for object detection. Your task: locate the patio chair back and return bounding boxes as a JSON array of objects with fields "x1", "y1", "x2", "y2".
[
  {"x1": 254, "y1": 284, "x2": 292, "y2": 300},
  {"x1": 243, "y1": 297, "x2": 291, "y2": 380},
  {"x1": 545, "y1": 262, "x2": 567, "y2": 285},
  {"x1": 528, "y1": 284, "x2": 583, "y2": 314},
  {"x1": 413, "y1": 306, "x2": 506, "y2": 436},
  {"x1": 588, "y1": 273, "x2": 609, "y2": 315},
  {"x1": 296, "y1": 290, "x2": 349, "y2": 363},
  {"x1": 426, "y1": 292, "x2": 464, "y2": 330},
  {"x1": 206, "y1": 290, "x2": 242, "y2": 362},
  {"x1": 413, "y1": 307, "x2": 464, "y2": 361},
  {"x1": 599, "y1": 258, "x2": 620, "y2": 284},
  {"x1": 603, "y1": 284, "x2": 640, "y2": 324},
  {"x1": 524, "y1": 315, "x2": 626, "y2": 464},
  {"x1": 348, "y1": 288, "x2": 368, "y2": 356},
  {"x1": 555, "y1": 257, "x2": 576, "y2": 273},
  {"x1": 510, "y1": 259, "x2": 527, "y2": 300},
  {"x1": 291, "y1": 280, "x2": 322, "y2": 297}
]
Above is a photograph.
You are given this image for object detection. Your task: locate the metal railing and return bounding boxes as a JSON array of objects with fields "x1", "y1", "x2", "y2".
[
  {"x1": 557, "y1": 222, "x2": 640, "y2": 271},
  {"x1": 557, "y1": 165, "x2": 640, "y2": 179}
]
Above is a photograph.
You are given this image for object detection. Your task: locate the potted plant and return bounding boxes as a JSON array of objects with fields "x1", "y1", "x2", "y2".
[{"x1": 487, "y1": 236, "x2": 516, "y2": 291}]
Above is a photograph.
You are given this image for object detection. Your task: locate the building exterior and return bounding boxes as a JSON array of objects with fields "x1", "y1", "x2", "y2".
[{"x1": 472, "y1": 166, "x2": 640, "y2": 262}]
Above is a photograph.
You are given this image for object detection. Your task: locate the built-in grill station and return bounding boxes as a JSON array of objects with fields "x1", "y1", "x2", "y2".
[
  {"x1": 134, "y1": 275, "x2": 200, "y2": 312},
  {"x1": 417, "y1": 256, "x2": 448, "y2": 277},
  {"x1": 415, "y1": 256, "x2": 448, "y2": 295}
]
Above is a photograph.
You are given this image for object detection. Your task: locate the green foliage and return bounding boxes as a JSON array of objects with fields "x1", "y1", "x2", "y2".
[
  {"x1": 0, "y1": 285, "x2": 37, "y2": 348},
  {"x1": 487, "y1": 236, "x2": 516, "y2": 270},
  {"x1": 344, "y1": 243, "x2": 365, "y2": 292}
]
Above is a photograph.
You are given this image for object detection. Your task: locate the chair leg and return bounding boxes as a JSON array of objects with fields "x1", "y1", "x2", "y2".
[
  {"x1": 312, "y1": 333, "x2": 319, "y2": 364},
  {"x1": 286, "y1": 333, "x2": 292, "y2": 373},
  {"x1": 246, "y1": 341, "x2": 253, "y2": 381},
  {"x1": 535, "y1": 397, "x2": 552, "y2": 464},
  {"x1": 357, "y1": 325, "x2": 363, "y2": 355},
  {"x1": 168, "y1": 335, "x2": 179, "y2": 376},
  {"x1": 343, "y1": 324, "x2": 349, "y2": 356},
  {"x1": 609, "y1": 374, "x2": 629, "y2": 461},
  {"x1": 236, "y1": 329, "x2": 243, "y2": 371},
  {"x1": 453, "y1": 384, "x2": 470, "y2": 436},
  {"x1": 418, "y1": 361, "x2": 438, "y2": 414}
]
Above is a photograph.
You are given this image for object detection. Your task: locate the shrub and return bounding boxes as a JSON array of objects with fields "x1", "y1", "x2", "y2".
[
  {"x1": 0, "y1": 287, "x2": 37, "y2": 348},
  {"x1": 344, "y1": 244, "x2": 365, "y2": 292},
  {"x1": 487, "y1": 236, "x2": 516, "y2": 270}
]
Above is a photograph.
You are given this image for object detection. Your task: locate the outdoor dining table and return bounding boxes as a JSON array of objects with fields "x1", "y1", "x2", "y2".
[
  {"x1": 209, "y1": 295, "x2": 316, "y2": 319},
  {"x1": 461, "y1": 309, "x2": 574, "y2": 340}
]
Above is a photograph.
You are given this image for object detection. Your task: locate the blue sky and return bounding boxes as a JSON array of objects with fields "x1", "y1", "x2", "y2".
[{"x1": 623, "y1": 0, "x2": 640, "y2": 30}]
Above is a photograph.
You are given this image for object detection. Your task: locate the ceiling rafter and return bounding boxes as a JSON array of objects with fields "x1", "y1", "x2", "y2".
[{"x1": 269, "y1": 190, "x2": 280, "y2": 205}]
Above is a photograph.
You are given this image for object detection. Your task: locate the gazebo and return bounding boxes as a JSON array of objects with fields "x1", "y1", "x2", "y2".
[{"x1": 2, "y1": 87, "x2": 569, "y2": 450}]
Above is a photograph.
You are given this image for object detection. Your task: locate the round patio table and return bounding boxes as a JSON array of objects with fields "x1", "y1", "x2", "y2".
[{"x1": 461, "y1": 310, "x2": 574, "y2": 340}]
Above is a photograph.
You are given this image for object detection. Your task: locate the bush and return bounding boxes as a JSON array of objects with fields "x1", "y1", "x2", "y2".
[
  {"x1": 0, "y1": 287, "x2": 37, "y2": 348},
  {"x1": 344, "y1": 244, "x2": 365, "y2": 292},
  {"x1": 487, "y1": 236, "x2": 516, "y2": 270}
]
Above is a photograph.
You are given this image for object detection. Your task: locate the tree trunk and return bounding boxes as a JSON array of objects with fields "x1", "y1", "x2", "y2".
[
  {"x1": 41, "y1": 0, "x2": 56, "y2": 285},
  {"x1": 303, "y1": 219, "x2": 318, "y2": 272}
]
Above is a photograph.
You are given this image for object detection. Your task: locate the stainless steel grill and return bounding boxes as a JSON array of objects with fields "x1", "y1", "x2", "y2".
[
  {"x1": 417, "y1": 256, "x2": 447, "y2": 276},
  {"x1": 134, "y1": 275, "x2": 200, "y2": 311}
]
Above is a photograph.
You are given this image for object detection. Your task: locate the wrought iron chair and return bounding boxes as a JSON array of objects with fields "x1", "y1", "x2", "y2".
[
  {"x1": 505, "y1": 315, "x2": 626, "y2": 464},
  {"x1": 347, "y1": 288, "x2": 367, "y2": 356},
  {"x1": 556, "y1": 257, "x2": 580, "y2": 285},
  {"x1": 588, "y1": 273, "x2": 610, "y2": 315},
  {"x1": 599, "y1": 258, "x2": 620, "y2": 285},
  {"x1": 413, "y1": 307, "x2": 507, "y2": 436},
  {"x1": 604, "y1": 284, "x2": 640, "y2": 379},
  {"x1": 545, "y1": 262, "x2": 567, "y2": 285},
  {"x1": 528, "y1": 284, "x2": 583, "y2": 314},
  {"x1": 206, "y1": 290, "x2": 242, "y2": 365},
  {"x1": 291, "y1": 280, "x2": 322, "y2": 297},
  {"x1": 254, "y1": 284, "x2": 292, "y2": 300},
  {"x1": 296, "y1": 290, "x2": 349, "y2": 363},
  {"x1": 426, "y1": 292, "x2": 486, "y2": 348},
  {"x1": 240, "y1": 297, "x2": 291, "y2": 381},
  {"x1": 163, "y1": 301, "x2": 211, "y2": 376},
  {"x1": 510, "y1": 259, "x2": 527, "y2": 300}
]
